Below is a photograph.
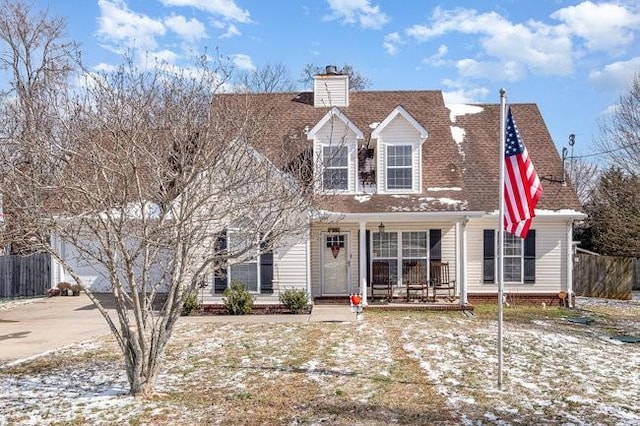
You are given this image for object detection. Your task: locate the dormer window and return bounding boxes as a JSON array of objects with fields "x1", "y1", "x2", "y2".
[
  {"x1": 307, "y1": 107, "x2": 364, "y2": 194},
  {"x1": 386, "y1": 145, "x2": 413, "y2": 190},
  {"x1": 322, "y1": 146, "x2": 348, "y2": 190},
  {"x1": 371, "y1": 106, "x2": 428, "y2": 194}
]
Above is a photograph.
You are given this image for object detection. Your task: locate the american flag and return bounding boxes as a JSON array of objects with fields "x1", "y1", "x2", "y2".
[{"x1": 503, "y1": 107, "x2": 542, "y2": 238}]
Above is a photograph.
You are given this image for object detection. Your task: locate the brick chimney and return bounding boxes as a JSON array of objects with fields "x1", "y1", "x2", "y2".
[{"x1": 313, "y1": 65, "x2": 349, "y2": 108}]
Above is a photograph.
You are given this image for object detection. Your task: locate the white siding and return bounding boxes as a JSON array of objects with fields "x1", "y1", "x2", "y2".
[
  {"x1": 466, "y1": 218, "x2": 567, "y2": 294},
  {"x1": 273, "y1": 236, "x2": 308, "y2": 292},
  {"x1": 314, "y1": 75, "x2": 349, "y2": 107},
  {"x1": 375, "y1": 116, "x2": 422, "y2": 193}
]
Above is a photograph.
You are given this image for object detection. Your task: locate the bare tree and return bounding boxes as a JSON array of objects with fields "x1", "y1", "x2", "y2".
[
  {"x1": 299, "y1": 63, "x2": 371, "y2": 91},
  {"x1": 0, "y1": 3, "x2": 318, "y2": 397},
  {"x1": 0, "y1": 0, "x2": 77, "y2": 254},
  {"x1": 596, "y1": 72, "x2": 640, "y2": 174},
  {"x1": 566, "y1": 156, "x2": 599, "y2": 205},
  {"x1": 234, "y1": 62, "x2": 297, "y2": 93},
  {"x1": 2, "y1": 49, "x2": 316, "y2": 396}
]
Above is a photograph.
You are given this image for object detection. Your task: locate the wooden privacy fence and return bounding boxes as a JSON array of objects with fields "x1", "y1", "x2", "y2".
[
  {"x1": 0, "y1": 253, "x2": 51, "y2": 298},
  {"x1": 573, "y1": 254, "x2": 634, "y2": 300}
]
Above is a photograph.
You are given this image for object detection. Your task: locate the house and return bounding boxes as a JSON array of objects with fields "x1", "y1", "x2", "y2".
[
  {"x1": 52, "y1": 66, "x2": 584, "y2": 307},
  {"x1": 201, "y1": 66, "x2": 584, "y2": 307}
]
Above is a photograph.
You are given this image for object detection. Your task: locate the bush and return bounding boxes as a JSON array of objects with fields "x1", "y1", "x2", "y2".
[
  {"x1": 223, "y1": 281, "x2": 254, "y2": 315},
  {"x1": 70, "y1": 284, "x2": 82, "y2": 296},
  {"x1": 182, "y1": 291, "x2": 200, "y2": 316},
  {"x1": 279, "y1": 287, "x2": 309, "y2": 313}
]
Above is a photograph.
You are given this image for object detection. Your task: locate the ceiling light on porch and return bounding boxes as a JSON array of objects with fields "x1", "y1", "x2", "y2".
[{"x1": 378, "y1": 222, "x2": 385, "y2": 233}]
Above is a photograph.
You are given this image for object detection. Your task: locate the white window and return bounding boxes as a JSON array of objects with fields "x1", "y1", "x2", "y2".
[
  {"x1": 386, "y1": 145, "x2": 412, "y2": 190},
  {"x1": 322, "y1": 146, "x2": 348, "y2": 190},
  {"x1": 503, "y1": 233, "x2": 523, "y2": 282},
  {"x1": 401, "y1": 232, "x2": 428, "y2": 281},
  {"x1": 372, "y1": 231, "x2": 429, "y2": 286},
  {"x1": 372, "y1": 231, "x2": 398, "y2": 285}
]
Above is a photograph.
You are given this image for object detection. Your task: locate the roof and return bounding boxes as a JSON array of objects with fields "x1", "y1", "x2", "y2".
[{"x1": 211, "y1": 90, "x2": 583, "y2": 215}]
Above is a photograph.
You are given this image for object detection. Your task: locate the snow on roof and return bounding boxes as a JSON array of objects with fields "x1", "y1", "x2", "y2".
[{"x1": 446, "y1": 103, "x2": 484, "y2": 123}]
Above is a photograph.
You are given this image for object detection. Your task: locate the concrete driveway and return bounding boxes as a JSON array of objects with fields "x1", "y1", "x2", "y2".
[
  {"x1": 0, "y1": 295, "x2": 113, "y2": 364},
  {"x1": 0, "y1": 295, "x2": 355, "y2": 364}
]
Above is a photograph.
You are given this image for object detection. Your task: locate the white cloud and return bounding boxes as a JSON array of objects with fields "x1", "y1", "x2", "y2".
[
  {"x1": 589, "y1": 57, "x2": 640, "y2": 90},
  {"x1": 325, "y1": 0, "x2": 389, "y2": 29},
  {"x1": 219, "y1": 24, "x2": 241, "y2": 39},
  {"x1": 148, "y1": 49, "x2": 180, "y2": 65},
  {"x1": 93, "y1": 63, "x2": 117, "y2": 73},
  {"x1": 551, "y1": 1, "x2": 640, "y2": 53},
  {"x1": 97, "y1": 0, "x2": 165, "y2": 51},
  {"x1": 422, "y1": 44, "x2": 448, "y2": 66},
  {"x1": 231, "y1": 54, "x2": 256, "y2": 71},
  {"x1": 383, "y1": 32, "x2": 401, "y2": 55},
  {"x1": 159, "y1": 0, "x2": 251, "y2": 23},
  {"x1": 403, "y1": 7, "x2": 574, "y2": 79},
  {"x1": 164, "y1": 15, "x2": 208, "y2": 42}
]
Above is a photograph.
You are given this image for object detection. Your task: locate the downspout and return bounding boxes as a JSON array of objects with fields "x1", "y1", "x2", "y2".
[{"x1": 566, "y1": 220, "x2": 574, "y2": 308}]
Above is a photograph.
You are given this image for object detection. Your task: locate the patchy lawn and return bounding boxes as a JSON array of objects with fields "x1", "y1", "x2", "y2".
[{"x1": 1, "y1": 297, "x2": 639, "y2": 425}]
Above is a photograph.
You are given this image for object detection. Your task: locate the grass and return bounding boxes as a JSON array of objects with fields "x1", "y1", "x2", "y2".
[{"x1": 1, "y1": 302, "x2": 639, "y2": 425}]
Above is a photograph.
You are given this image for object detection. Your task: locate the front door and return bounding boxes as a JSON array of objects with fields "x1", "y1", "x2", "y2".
[{"x1": 322, "y1": 233, "x2": 350, "y2": 295}]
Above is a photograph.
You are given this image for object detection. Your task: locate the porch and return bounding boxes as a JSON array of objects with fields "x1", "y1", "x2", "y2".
[{"x1": 314, "y1": 287, "x2": 474, "y2": 312}]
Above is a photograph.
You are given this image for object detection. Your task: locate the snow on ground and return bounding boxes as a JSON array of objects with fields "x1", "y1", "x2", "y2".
[
  {"x1": 0, "y1": 297, "x2": 45, "y2": 312},
  {"x1": 0, "y1": 296, "x2": 639, "y2": 425}
]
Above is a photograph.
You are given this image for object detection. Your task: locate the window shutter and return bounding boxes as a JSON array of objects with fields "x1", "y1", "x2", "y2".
[
  {"x1": 260, "y1": 251, "x2": 274, "y2": 294},
  {"x1": 523, "y1": 230, "x2": 536, "y2": 282},
  {"x1": 483, "y1": 230, "x2": 495, "y2": 283},
  {"x1": 365, "y1": 230, "x2": 371, "y2": 288},
  {"x1": 214, "y1": 232, "x2": 227, "y2": 294},
  {"x1": 429, "y1": 229, "x2": 441, "y2": 261}
]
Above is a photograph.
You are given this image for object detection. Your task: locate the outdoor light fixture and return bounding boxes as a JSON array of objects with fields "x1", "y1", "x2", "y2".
[{"x1": 378, "y1": 222, "x2": 385, "y2": 233}]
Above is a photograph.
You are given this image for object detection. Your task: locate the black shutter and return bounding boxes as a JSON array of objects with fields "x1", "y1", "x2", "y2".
[
  {"x1": 523, "y1": 230, "x2": 536, "y2": 282},
  {"x1": 483, "y1": 230, "x2": 495, "y2": 283},
  {"x1": 429, "y1": 229, "x2": 441, "y2": 261},
  {"x1": 214, "y1": 232, "x2": 227, "y2": 294},
  {"x1": 365, "y1": 230, "x2": 371, "y2": 289},
  {"x1": 260, "y1": 251, "x2": 274, "y2": 294}
]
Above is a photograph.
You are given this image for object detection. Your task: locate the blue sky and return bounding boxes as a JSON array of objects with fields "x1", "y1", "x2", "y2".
[{"x1": 35, "y1": 0, "x2": 640, "y2": 157}]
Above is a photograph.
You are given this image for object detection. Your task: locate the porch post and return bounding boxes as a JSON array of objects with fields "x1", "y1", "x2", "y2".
[
  {"x1": 306, "y1": 216, "x2": 312, "y2": 301},
  {"x1": 460, "y1": 218, "x2": 468, "y2": 304},
  {"x1": 359, "y1": 221, "x2": 368, "y2": 306}
]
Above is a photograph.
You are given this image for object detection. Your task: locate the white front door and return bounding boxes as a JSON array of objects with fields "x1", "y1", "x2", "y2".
[{"x1": 322, "y1": 233, "x2": 350, "y2": 295}]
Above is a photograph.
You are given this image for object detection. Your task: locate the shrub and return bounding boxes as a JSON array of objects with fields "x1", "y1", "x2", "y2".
[
  {"x1": 70, "y1": 284, "x2": 82, "y2": 296},
  {"x1": 223, "y1": 281, "x2": 254, "y2": 315},
  {"x1": 182, "y1": 291, "x2": 200, "y2": 316},
  {"x1": 279, "y1": 287, "x2": 309, "y2": 313}
]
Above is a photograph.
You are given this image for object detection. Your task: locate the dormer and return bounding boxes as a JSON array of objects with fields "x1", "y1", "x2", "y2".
[
  {"x1": 371, "y1": 106, "x2": 428, "y2": 194},
  {"x1": 313, "y1": 65, "x2": 349, "y2": 108},
  {"x1": 307, "y1": 107, "x2": 363, "y2": 193}
]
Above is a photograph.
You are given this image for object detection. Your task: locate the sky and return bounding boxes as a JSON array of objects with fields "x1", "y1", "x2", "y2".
[{"x1": 32, "y1": 0, "x2": 640, "y2": 158}]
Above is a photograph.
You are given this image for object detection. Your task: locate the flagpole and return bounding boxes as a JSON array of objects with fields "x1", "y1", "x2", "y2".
[{"x1": 498, "y1": 89, "x2": 507, "y2": 390}]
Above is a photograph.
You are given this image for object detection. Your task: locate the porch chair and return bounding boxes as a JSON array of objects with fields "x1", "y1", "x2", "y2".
[
  {"x1": 405, "y1": 262, "x2": 428, "y2": 302},
  {"x1": 430, "y1": 261, "x2": 456, "y2": 302},
  {"x1": 371, "y1": 261, "x2": 392, "y2": 301}
]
